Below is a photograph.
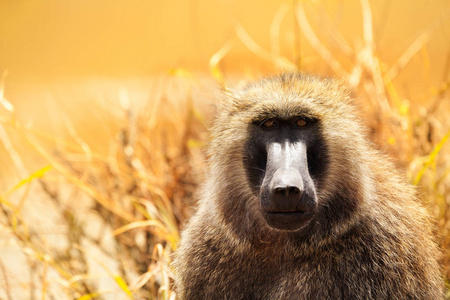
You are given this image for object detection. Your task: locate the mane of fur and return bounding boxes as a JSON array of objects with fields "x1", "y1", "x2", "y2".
[{"x1": 173, "y1": 73, "x2": 444, "y2": 299}]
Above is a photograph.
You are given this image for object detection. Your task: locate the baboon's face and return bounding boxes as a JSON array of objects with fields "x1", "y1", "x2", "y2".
[{"x1": 244, "y1": 115, "x2": 327, "y2": 231}]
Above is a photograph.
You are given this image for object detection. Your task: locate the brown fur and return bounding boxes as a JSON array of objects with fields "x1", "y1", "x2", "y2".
[{"x1": 173, "y1": 73, "x2": 444, "y2": 299}]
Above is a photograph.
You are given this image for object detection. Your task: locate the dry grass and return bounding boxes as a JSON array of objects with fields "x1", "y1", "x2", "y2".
[
  {"x1": 1, "y1": 1, "x2": 450, "y2": 299},
  {"x1": 0, "y1": 74, "x2": 208, "y2": 299}
]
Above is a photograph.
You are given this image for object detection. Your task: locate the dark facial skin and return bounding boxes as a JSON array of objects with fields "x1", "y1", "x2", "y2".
[{"x1": 244, "y1": 116, "x2": 328, "y2": 231}]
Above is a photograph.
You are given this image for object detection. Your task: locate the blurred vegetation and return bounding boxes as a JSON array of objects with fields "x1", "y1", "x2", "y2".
[{"x1": 0, "y1": 1, "x2": 450, "y2": 299}]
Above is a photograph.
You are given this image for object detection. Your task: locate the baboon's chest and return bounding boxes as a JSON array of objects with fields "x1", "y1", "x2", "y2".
[{"x1": 206, "y1": 256, "x2": 310, "y2": 299}]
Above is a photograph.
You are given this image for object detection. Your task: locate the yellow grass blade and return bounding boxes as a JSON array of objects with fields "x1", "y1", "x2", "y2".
[
  {"x1": 112, "y1": 219, "x2": 168, "y2": 236},
  {"x1": 77, "y1": 292, "x2": 102, "y2": 300},
  {"x1": 0, "y1": 123, "x2": 27, "y2": 178},
  {"x1": 360, "y1": 0, "x2": 373, "y2": 49},
  {"x1": 209, "y1": 40, "x2": 232, "y2": 85},
  {"x1": 414, "y1": 129, "x2": 450, "y2": 185},
  {"x1": 3, "y1": 165, "x2": 52, "y2": 198},
  {"x1": 0, "y1": 69, "x2": 14, "y2": 113},
  {"x1": 168, "y1": 68, "x2": 194, "y2": 79},
  {"x1": 113, "y1": 275, "x2": 132, "y2": 298}
]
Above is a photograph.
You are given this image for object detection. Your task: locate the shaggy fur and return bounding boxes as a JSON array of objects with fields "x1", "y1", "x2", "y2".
[{"x1": 173, "y1": 73, "x2": 444, "y2": 299}]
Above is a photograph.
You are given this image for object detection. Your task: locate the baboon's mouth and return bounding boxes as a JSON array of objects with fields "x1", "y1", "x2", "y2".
[
  {"x1": 266, "y1": 210, "x2": 306, "y2": 214},
  {"x1": 263, "y1": 210, "x2": 314, "y2": 231}
]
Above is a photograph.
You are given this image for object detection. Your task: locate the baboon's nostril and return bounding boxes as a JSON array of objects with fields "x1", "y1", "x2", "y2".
[
  {"x1": 289, "y1": 186, "x2": 300, "y2": 195},
  {"x1": 274, "y1": 186, "x2": 301, "y2": 197}
]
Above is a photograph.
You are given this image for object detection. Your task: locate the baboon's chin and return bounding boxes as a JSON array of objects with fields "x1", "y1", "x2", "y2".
[{"x1": 263, "y1": 211, "x2": 314, "y2": 231}]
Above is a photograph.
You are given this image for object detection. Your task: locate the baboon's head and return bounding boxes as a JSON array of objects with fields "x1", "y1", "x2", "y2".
[{"x1": 210, "y1": 73, "x2": 368, "y2": 235}]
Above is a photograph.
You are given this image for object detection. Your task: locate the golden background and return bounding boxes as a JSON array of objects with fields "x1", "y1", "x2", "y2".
[
  {"x1": 0, "y1": 1, "x2": 449, "y2": 299},
  {"x1": 1, "y1": 0, "x2": 448, "y2": 81}
]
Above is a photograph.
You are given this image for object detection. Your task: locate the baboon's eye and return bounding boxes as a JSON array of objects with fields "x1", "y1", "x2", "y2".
[
  {"x1": 295, "y1": 118, "x2": 307, "y2": 127},
  {"x1": 262, "y1": 118, "x2": 277, "y2": 128}
]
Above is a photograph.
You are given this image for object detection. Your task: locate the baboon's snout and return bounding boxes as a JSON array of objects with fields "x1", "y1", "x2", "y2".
[{"x1": 260, "y1": 141, "x2": 317, "y2": 231}]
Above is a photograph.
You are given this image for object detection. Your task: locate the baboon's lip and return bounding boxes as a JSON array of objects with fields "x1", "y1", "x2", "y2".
[
  {"x1": 263, "y1": 210, "x2": 314, "y2": 231},
  {"x1": 264, "y1": 210, "x2": 311, "y2": 215}
]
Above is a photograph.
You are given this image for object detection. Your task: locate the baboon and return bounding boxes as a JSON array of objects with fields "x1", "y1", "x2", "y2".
[{"x1": 173, "y1": 73, "x2": 444, "y2": 299}]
